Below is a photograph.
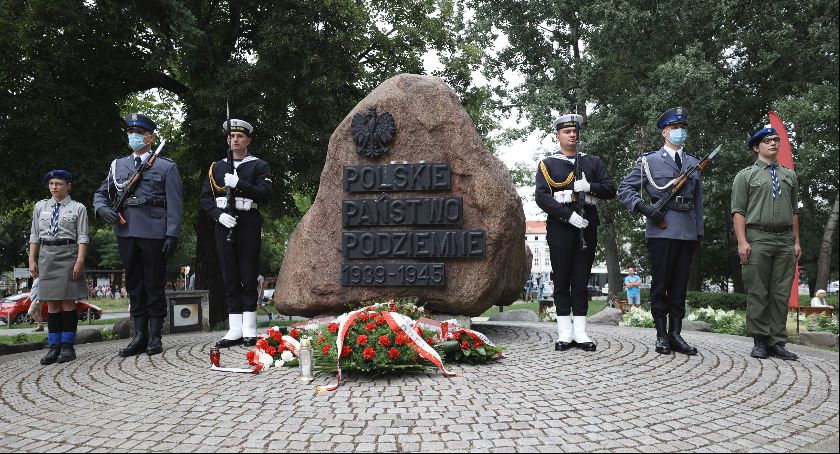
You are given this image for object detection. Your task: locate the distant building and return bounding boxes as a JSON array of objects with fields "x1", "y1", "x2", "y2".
[{"x1": 525, "y1": 220, "x2": 609, "y2": 287}]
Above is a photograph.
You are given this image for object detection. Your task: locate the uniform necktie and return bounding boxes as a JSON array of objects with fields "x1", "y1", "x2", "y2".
[
  {"x1": 49, "y1": 203, "x2": 60, "y2": 238},
  {"x1": 674, "y1": 151, "x2": 682, "y2": 170},
  {"x1": 134, "y1": 156, "x2": 142, "y2": 169},
  {"x1": 769, "y1": 164, "x2": 781, "y2": 198}
]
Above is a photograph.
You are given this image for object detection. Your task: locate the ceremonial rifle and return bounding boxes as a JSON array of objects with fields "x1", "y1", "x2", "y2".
[
  {"x1": 654, "y1": 144, "x2": 721, "y2": 229},
  {"x1": 111, "y1": 139, "x2": 167, "y2": 225},
  {"x1": 225, "y1": 101, "x2": 237, "y2": 243},
  {"x1": 574, "y1": 143, "x2": 587, "y2": 250}
]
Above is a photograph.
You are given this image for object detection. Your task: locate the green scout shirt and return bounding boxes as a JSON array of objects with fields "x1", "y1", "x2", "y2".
[{"x1": 730, "y1": 159, "x2": 798, "y2": 227}]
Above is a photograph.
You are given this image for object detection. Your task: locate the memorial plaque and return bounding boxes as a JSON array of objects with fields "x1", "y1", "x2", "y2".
[
  {"x1": 341, "y1": 263, "x2": 445, "y2": 286},
  {"x1": 344, "y1": 162, "x2": 451, "y2": 193},
  {"x1": 342, "y1": 230, "x2": 485, "y2": 259},
  {"x1": 342, "y1": 196, "x2": 463, "y2": 227}
]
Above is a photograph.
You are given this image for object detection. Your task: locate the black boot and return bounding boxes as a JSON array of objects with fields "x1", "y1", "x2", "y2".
[
  {"x1": 147, "y1": 317, "x2": 164, "y2": 356},
  {"x1": 768, "y1": 342, "x2": 798, "y2": 361},
  {"x1": 56, "y1": 344, "x2": 76, "y2": 363},
  {"x1": 750, "y1": 336, "x2": 768, "y2": 359},
  {"x1": 668, "y1": 318, "x2": 698, "y2": 355},
  {"x1": 40, "y1": 346, "x2": 61, "y2": 365},
  {"x1": 654, "y1": 317, "x2": 671, "y2": 354},
  {"x1": 118, "y1": 316, "x2": 148, "y2": 357}
]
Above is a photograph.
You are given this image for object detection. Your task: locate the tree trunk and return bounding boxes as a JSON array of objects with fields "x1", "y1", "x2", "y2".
[
  {"x1": 600, "y1": 206, "x2": 622, "y2": 298},
  {"x1": 688, "y1": 246, "x2": 701, "y2": 291},
  {"x1": 815, "y1": 191, "x2": 839, "y2": 291},
  {"x1": 194, "y1": 210, "x2": 227, "y2": 328}
]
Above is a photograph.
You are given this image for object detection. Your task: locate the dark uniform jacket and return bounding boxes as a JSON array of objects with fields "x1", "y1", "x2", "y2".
[
  {"x1": 199, "y1": 155, "x2": 273, "y2": 220},
  {"x1": 92, "y1": 153, "x2": 183, "y2": 239},
  {"x1": 535, "y1": 152, "x2": 617, "y2": 226}
]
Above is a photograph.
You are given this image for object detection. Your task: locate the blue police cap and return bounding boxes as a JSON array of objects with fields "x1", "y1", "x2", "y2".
[
  {"x1": 43, "y1": 169, "x2": 73, "y2": 184},
  {"x1": 124, "y1": 113, "x2": 156, "y2": 132},
  {"x1": 747, "y1": 127, "x2": 778, "y2": 149},
  {"x1": 656, "y1": 107, "x2": 689, "y2": 129}
]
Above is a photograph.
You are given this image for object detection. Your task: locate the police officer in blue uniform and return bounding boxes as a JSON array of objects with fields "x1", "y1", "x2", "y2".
[
  {"x1": 536, "y1": 114, "x2": 616, "y2": 352},
  {"x1": 93, "y1": 113, "x2": 184, "y2": 357},
  {"x1": 200, "y1": 119, "x2": 273, "y2": 348},
  {"x1": 618, "y1": 107, "x2": 703, "y2": 356}
]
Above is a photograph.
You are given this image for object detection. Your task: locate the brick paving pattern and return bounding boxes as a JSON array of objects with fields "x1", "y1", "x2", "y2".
[{"x1": 0, "y1": 322, "x2": 837, "y2": 452}]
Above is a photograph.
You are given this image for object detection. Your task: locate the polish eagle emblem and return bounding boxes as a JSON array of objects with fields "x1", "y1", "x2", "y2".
[{"x1": 351, "y1": 107, "x2": 396, "y2": 158}]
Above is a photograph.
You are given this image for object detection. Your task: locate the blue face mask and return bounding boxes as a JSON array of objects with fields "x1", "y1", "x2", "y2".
[
  {"x1": 668, "y1": 128, "x2": 688, "y2": 146},
  {"x1": 128, "y1": 133, "x2": 147, "y2": 151}
]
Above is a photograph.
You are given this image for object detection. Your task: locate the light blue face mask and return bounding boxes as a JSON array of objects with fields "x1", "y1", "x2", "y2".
[
  {"x1": 668, "y1": 128, "x2": 688, "y2": 146},
  {"x1": 128, "y1": 133, "x2": 147, "y2": 151}
]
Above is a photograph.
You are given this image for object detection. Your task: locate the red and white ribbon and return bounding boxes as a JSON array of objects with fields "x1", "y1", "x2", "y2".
[{"x1": 381, "y1": 311, "x2": 458, "y2": 377}]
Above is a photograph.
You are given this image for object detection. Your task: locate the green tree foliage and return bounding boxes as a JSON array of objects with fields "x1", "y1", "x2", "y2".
[{"x1": 467, "y1": 0, "x2": 839, "y2": 292}]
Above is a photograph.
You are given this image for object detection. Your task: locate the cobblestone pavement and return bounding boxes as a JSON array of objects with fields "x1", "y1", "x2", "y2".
[{"x1": 0, "y1": 322, "x2": 837, "y2": 452}]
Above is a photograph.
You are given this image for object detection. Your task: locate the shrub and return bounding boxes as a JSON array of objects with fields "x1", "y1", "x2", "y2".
[
  {"x1": 620, "y1": 307, "x2": 654, "y2": 328},
  {"x1": 685, "y1": 292, "x2": 747, "y2": 311},
  {"x1": 806, "y1": 314, "x2": 839, "y2": 335},
  {"x1": 542, "y1": 305, "x2": 557, "y2": 322},
  {"x1": 688, "y1": 306, "x2": 747, "y2": 336}
]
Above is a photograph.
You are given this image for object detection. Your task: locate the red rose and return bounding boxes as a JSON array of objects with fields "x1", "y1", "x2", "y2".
[
  {"x1": 378, "y1": 335, "x2": 391, "y2": 347},
  {"x1": 359, "y1": 313, "x2": 369, "y2": 322},
  {"x1": 395, "y1": 334, "x2": 409, "y2": 346},
  {"x1": 461, "y1": 341, "x2": 471, "y2": 350},
  {"x1": 365, "y1": 322, "x2": 376, "y2": 332},
  {"x1": 363, "y1": 347, "x2": 376, "y2": 360},
  {"x1": 322, "y1": 344, "x2": 331, "y2": 355},
  {"x1": 341, "y1": 346, "x2": 352, "y2": 358},
  {"x1": 474, "y1": 341, "x2": 483, "y2": 348},
  {"x1": 388, "y1": 347, "x2": 400, "y2": 360},
  {"x1": 245, "y1": 351, "x2": 256, "y2": 364},
  {"x1": 452, "y1": 332, "x2": 461, "y2": 340},
  {"x1": 271, "y1": 332, "x2": 283, "y2": 343},
  {"x1": 426, "y1": 336, "x2": 435, "y2": 345},
  {"x1": 328, "y1": 323, "x2": 339, "y2": 333},
  {"x1": 265, "y1": 345, "x2": 277, "y2": 357},
  {"x1": 289, "y1": 329, "x2": 301, "y2": 340},
  {"x1": 256, "y1": 338, "x2": 269, "y2": 350},
  {"x1": 356, "y1": 334, "x2": 368, "y2": 346}
]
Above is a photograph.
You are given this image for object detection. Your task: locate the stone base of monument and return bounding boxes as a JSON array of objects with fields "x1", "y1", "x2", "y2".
[{"x1": 128, "y1": 291, "x2": 210, "y2": 336}]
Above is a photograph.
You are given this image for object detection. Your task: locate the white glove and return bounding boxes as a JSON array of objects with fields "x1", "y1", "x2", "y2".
[
  {"x1": 218, "y1": 213, "x2": 237, "y2": 228},
  {"x1": 573, "y1": 172, "x2": 590, "y2": 193},
  {"x1": 224, "y1": 173, "x2": 239, "y2": 188},
  {"x1": 568, "y1": 212, "x2": 589, "y2": 229}
]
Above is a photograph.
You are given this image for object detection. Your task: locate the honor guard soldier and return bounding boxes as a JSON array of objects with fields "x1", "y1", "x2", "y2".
[
  {"x1": 732, "y1": 126, "x2": 800, "y2": 360},
  {"x1": 200, "y1": 119, "x2": 273, "y2": 348},
  {"x1": 535, "y1": 114, "x2": 617, "y2": 352},
  {"x1": 93, "y1": 114, "x2": 184, "y2": 357},
  {"x1": 618, "y1": 107, "x2": 702, "y2": 356}
]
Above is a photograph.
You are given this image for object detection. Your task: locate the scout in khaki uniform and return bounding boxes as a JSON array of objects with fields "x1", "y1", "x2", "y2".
[
  {"x1": 29, "y1": 170, "x2": 90, "y2": 365},
  {"x1": 731, "y1": 126, "x2": 801, "y2": 360}
]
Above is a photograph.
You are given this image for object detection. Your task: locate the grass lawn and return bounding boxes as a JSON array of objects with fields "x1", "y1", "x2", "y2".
[
  {"x1": 0, "y1": 332, "x2": 48, "y2": 345},
  {"x1": 86, "y1": 298, "x2": 130, "y2": 313},
  {"x1": 481, "y1": 300, "x2": 607, "y2": 318}
]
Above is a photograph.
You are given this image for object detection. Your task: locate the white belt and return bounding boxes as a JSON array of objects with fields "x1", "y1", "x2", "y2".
[
  {"x1": 216, "y1": 197, "x2": 257, "y2": 211},
  {"x1": 554, "y1": 190, "x2": 599, "y2": 205}
]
